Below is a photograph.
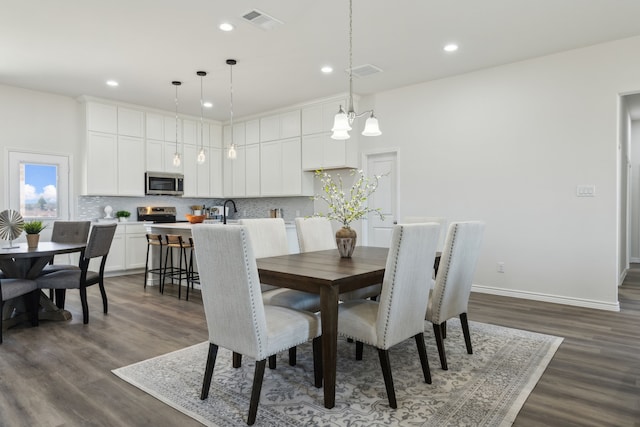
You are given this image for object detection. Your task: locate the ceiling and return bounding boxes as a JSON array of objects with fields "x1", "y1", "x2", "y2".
[{"x1": 3, "y1": 0, "x2": 640, "y2": 121}]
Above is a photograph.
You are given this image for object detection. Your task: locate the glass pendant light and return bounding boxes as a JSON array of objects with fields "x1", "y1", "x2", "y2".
[
  {"x1": 172, "y1": 81, "x2": 182, "y2": 167},
  {"x1": 331, "y1": 0, "x2": 381, "y2": 140},
  {"x1": 196, "y1": 71, "x2": 207, "y2": 164},
  {"x1": 226, "y1": 59, "x2": 237, "y2": 160}
]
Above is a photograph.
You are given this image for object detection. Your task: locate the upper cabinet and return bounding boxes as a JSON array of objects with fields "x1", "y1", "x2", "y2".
[
  {"x1": 259, "y1": 110, "x2": 300, "y2": 142},
  {"x1": 300, "y1": 98, "x2": 358, "y2": 170},
  {"x1": 83, "y1": 101, "x2": 145, "y2": 196}
]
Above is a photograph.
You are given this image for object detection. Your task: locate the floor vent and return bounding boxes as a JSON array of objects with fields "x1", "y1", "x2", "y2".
[
  {"x1": 242, "y1": 9, "x2": 283, "y2": 31},
  {"x1": 349, "y1": 64, "x2": 383, "y2": 78}
]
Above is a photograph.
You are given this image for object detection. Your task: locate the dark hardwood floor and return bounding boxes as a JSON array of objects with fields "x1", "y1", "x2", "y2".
[{"x1": 1, "y1": 270, "x2": 639, "y2": 426}]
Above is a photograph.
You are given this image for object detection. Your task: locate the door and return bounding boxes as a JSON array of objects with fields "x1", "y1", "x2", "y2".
[{"x1": 365, "y1": 151, "x2": 397, "y2": 247}]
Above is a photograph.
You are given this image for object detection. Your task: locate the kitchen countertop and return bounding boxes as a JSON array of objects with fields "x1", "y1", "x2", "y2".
[{"x1": 146, "y1": 221, "x2": 294, "y2": 230}]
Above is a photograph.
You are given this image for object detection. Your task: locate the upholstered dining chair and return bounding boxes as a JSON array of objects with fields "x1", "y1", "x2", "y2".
[
  {"x1": 404, "y1": 216, "x2": 447, "y2": 276},
  {"x1": 294, "y1": 217, "x2": 383, "y2": 302},
  {"x1": 35, "y1": 223, "x2": 117, "y2": 324},
  {"x1": 425, "y1": 221, "x2": 485, "y2": 370},
  {"x1": 238, "y1": 218, "x2": 321, "y2": 367},
  {"x1": 39, "y1": 221, "x2": 91, "y2": 301},
  {"x1": 0, "y1": 278, "x2": 39, "y2": 344},
  {"x1": 337, "y1": 223, "x2": 440, "y2": 408},
  {"x1": 193, "y1": 225, "x2": 322, "y2": 426}
]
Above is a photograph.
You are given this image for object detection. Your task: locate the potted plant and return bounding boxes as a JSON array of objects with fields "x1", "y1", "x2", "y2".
[
  {"x1": 115, "y1": 210, "x2": 131, "y2": 222},
  {"x1": 23, "y1": 220, "x2": 47, "y2": 248},
  {"x1": 313, "y1": 169, "x2": 385, "y2": 258}
]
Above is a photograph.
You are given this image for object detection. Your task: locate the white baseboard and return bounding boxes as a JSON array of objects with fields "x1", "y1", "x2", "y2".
[{"x1": 471, "y1": 284, "x2": 620, "y2": 312}]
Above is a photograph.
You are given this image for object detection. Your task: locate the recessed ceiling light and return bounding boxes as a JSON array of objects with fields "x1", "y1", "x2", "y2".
[
  {"x1": 321, "y1": 66, "x2": 333, "y2": 74},
  {"x1": 203, "y1": 101, "x2": 213, "y2": 108},
  {"x1": 443, "y1": 44, "x2": 459, "y2": 53},
  {"x1": 219, "y1": 22, "x2": 234, "y2": 32},
  {"x1": 106, "y1": 80, "x2": 119, "y2": 87}
]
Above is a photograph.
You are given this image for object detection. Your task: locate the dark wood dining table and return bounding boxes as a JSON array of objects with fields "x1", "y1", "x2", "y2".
[
  {"x1": 0, "y1": 241, "x2": 86, "y2": 322},
  {"x1": 256, "y1": 246, "x2": 389, "y2": 409}
]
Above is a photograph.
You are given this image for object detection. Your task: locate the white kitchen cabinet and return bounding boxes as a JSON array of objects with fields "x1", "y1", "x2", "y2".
[
  {"x1": 260, "y1": 138, "x2": 313, "y2": 196},
  {"x1": 124, "y1": 223, "x2": 148, "y2": 270},
  {"x1": 209, "y1": 148, "x2": 223, "y2": 197},
  {"x1": 103, "y1": 225, "x2": 125, "y2": 272},
  {"x1": 183, "y1": 143, "x2": 210, "y2": 197},
  {"x1": 117, "y1": 135, "x2": 145, "y2": 196},
  {"x1": 301, "y1": 133, "x2": 358, "y2": 170},
  {"x1": 164, "y1": 141, "x2": 183, "y2": 173},
  {"x1": 301, "y1": 98, "x2": 357, "y2": 170},
  {"x1": 209, "y1": 123, "x2": 222, "y2": 149},
  {"x1": 164, "y1": 116, "x2": 182, "y2": 143},
  {"x1": 182, "y1": 119, "x2": 197, "y2": 145},
  {"x1": 246, "y1": 119, "x2": 260, "y2": 144},
  {"x1": 87, "y1": 102, "x2": 117, "y2": 134},
  {"x1": 146, "y1": 113, "x2": 165, "y2": 140},
  {"x1": 146, "y1": 139, "x2": 164, "y2": 172},
  {"x1": 85, "y1": 131, "x2": 118, "y2": 195},
  {"x1": 245, "y1": 143, "x2": 260, "y2": 197},
  {"x1": 223, "y1": 144, "x2": 246, "y2": 197},
  {"x1": 117, "y1": 107, "x2": 144, "y2": 137},
  {"x1": 259, "y1": 110, "x2": 300, "y2": 142}
]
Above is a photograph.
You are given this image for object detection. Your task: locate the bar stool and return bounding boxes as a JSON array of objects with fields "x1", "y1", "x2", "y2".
[
  {"x1": 144, "y1": 234, "x2": 164, "y2": 292},
  {"x1": 186, "y1": 237, "x2": 200, "y2": 301},
  {"x1": 163, "y1": 234, "x2": 190, "y2": 299}
]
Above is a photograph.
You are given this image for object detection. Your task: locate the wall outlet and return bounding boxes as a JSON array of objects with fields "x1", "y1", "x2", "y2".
[{"x1": 497, "y1": 262, "x2": 505, "y2": 273}]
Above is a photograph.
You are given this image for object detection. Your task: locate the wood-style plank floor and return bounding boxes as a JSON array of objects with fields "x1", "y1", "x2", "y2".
[{"x1": 1, "y1": 270, "x2": 639, "y2": 427}]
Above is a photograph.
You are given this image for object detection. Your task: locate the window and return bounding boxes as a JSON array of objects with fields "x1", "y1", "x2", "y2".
[
  {"x1": 20, "y1": 163, "x2": 58, "y2": 218},
  {"x1": 7, "y1": 151, "x2": 69, "y2": 221}
]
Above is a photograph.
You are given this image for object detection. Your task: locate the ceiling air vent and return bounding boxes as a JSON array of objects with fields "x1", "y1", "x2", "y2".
[
  {"x1": 349, "y1": 64, "x2": 383, "y2": 78},
  {"x1": 242, "y1": 9, "x2": 283, "y2": 31}
]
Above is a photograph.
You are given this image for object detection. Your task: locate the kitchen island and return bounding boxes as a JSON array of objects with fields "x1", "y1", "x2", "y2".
[{"x1": 144, "y1": 221, "x2": 300, "y2": 288}]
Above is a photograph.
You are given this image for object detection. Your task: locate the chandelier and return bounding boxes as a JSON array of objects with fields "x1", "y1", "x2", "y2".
[{"x1": 331, "y1": 0, "x2": 381, "y2": 140}]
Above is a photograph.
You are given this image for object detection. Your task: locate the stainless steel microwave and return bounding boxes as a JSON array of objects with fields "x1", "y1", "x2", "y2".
[{"x1": 145, "y1": 172, "x2": 184, "y2": 196}]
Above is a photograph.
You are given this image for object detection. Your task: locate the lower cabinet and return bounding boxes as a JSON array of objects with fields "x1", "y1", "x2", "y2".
[{"x1": 90, "y1": 223, "x2": 147, "y2": 274}]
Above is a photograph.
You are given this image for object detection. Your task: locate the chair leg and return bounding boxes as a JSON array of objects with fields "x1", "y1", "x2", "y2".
[
  {"x1": 268, "y1": 355, "x2": 276, "y2": 369},
  {"x1": 55, "y1": 289, "x2": 66, "y2": 310},
  {"x1": 99, "y1": 280, "x2": 108, "y2": 314},
  {"x1": 144, "y1": 244, "x2": 150, "y2": 289},
  {"x1": 288, "y1": 347, "x2": 297, "y2": 366},
  {"x1": 27, "y1": 290, "x2": 40, "y2": 327},
  {"x1": 460, "y1": 313, "x2": 473, "y2": 354},
  {"x1": 233, "y1": 352, "x2": 242, "y2": 368},
  {"x1": 377, "y1": 348, "x2": 397, "y2": 409},
  {"x1": 247, "y1": 359, "x2": 267, "y2": 425},
  {"x1": 0, "y1": 301, "x2": 4, "y2": 344},
  {"x1": 200, "y1": 343, "x2": 218, "y2": 399},
  {"x1": 414, "y1": 332, "x2": 431, "y2": 384},
  {"x1": 162, "y1": 246, "x2": 171, "y2": 295},
  {"x1": 442, "y1": 320, "x2": 447, "y2": 339},
  {"x1": 80, "y1": 287, "x2": 89, "y2": 324},
  {"x1": 312, "y1": 336, "x2": 323, "y2": 388},
  {"x1": 355, "y1": 341, "x2": 364, "y2": 360},
  {"x1": 49, "y1": 289, "x2": 54, "y2": 303},
  {"x1": 432, "y1": 322, "x2": 448, "y2": 370}
]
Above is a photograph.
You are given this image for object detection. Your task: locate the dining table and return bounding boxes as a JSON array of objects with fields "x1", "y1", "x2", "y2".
[
  {"x1": 257, "y1": 246, "x2": 389, "y2": 409},
  {"x1": 0, "y1": 241, "x2": 86, "y2": 323}
]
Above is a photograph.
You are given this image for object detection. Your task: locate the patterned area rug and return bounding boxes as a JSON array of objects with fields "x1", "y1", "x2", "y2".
[{"x1": 113, "y1": 321, "x2": 562, "y2": 426}]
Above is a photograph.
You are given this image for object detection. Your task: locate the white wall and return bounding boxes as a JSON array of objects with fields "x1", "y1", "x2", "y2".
[
  {"x1": 359, "y1": 36, "x2": 640, "y2": 310},
  {"x1": 0, "y1": 84, "x2": 81, "y2": 214}
]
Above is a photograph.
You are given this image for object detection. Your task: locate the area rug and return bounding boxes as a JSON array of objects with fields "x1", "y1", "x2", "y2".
[{"x1": 112, "y1": 321, "x2": 562, "y2": 426}]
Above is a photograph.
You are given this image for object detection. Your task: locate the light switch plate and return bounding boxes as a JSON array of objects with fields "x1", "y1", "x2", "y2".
[{"x1": 576, "y1": 185, "x2": 596, "y2": 197}]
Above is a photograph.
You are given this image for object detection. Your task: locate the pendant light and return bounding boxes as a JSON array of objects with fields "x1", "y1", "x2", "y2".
[
  {"x1": 172, "y1": 80, "x2": 182, "y2": 167},
  {"x1": 331, "y1": 0, "x2": 381, "y2": 140},
  {"x1": 226, "y1": 59, "x2": 237, "y2": 160},
  {"x1": 196, "y1": 71, "x2": 207, "y2": 164}
]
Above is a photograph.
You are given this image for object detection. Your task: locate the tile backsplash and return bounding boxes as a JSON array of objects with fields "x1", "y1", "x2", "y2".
[{"x1": 77, "y1": 195, "x2": 315, "y2": 222}]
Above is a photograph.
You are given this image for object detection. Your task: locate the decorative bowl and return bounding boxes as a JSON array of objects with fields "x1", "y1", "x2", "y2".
[{"x1": 185, "y1": 214, "x2": 206, "y2": 224}]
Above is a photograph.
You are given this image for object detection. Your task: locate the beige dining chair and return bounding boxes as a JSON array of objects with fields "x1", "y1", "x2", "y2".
[
  {"x1": 35, "y1": 223, "x2": 117, "y2": 324},
  {"x1": 0, "y1": 278, "x2": 39, "y2": 344},
  {"x1": 426, "y1": 221, "x2": 485, "y2": 370},
  {"x1": 193, "y1": 224, "x2": 322, "y2": 426},
  {"x1": 337, "y1": 223, "x2": 440, "y2": 408},
  {"x1": 294, "y1": 217, "x2": 382, "y2": 301},
  {"x1": 237, "y1": 218, "x2": 321, "y2": 367}
]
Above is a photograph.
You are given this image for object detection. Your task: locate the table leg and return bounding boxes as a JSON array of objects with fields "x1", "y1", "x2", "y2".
[
  {"x1": 38, "y1": 291, "x2": 71, "y2": 321},
  {"x1": 319, "y1": 285, "x2": 339, "y2": 409}
]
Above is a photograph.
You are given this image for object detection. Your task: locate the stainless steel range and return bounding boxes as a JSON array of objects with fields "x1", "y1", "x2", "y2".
[{"x1": 137, "y1": 206, "x2": 177, "y2": 223}]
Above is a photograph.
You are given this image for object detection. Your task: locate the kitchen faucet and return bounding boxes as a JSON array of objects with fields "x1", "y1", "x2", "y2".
[{"x1": 223, "y1": 199, "x2": 237, "y2": 224}]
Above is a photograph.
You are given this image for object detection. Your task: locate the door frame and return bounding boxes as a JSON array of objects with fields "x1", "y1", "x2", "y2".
[{"x1": 361, "y1": 147, "x2": 400, "y2": 246}]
